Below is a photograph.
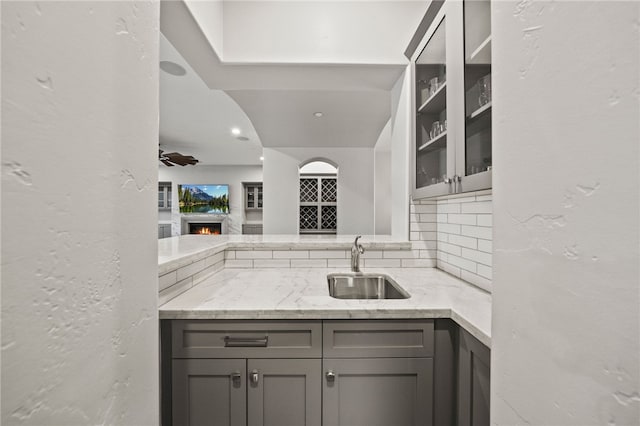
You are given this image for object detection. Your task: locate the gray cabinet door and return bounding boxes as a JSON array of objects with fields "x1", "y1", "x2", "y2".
[
  {"x1": 457, "y1": 328, "x2": 490, "y2": 426},
  {"x1": 247, "y1": 359, "x2": 321, "y2": 426},
  {"x1": 322, "y1": 358, "x2": 433, "y2": 426},
  {"x1": 172, "y1": 359, "x2": 246, "y2": 426}
]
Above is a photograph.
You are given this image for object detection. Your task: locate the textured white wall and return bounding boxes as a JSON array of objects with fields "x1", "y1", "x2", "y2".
[
  {"x1": 492, "y1": 1, "x2": 639, "y2": 424},
  {"x1": 158, "y1": 165, "x2": 263, "y2": 235},
  {"x1": 1, "y1": 1, "x2": 159, "y2": 424},
  {"x1": 263, "y1": 147, "x2": 375, "y2": 235},
  {"x1": 390, "y1": 68, "x2": 411, "y2": 239}
]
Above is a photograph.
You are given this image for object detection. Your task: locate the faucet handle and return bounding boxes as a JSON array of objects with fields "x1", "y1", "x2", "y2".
[{"x1": 354, "y1": 235, "x2": 362, "y2": 245}]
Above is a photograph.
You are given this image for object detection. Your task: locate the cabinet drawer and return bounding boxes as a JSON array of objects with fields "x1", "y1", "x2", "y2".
[
  {"x1": 323, "y1": 320, "x2": 434, "y2": 358},
  {"x1": 172, "y1": 320, "x2": 322, "y2": 358}
]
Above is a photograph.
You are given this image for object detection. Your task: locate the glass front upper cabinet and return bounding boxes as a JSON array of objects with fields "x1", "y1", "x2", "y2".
[
  {"x1": 462, "y1": 0, "x2": 492, "y2": 180},
  {"x1": 411, "y1": 0, "x2": 492, "y2": 199},
  {"x1": 415, "y1": 17, "x2": 449, "y2": 192}
]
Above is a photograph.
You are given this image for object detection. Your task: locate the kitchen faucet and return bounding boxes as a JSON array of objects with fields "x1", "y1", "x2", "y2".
[{"x1": 351, "y1": 235, "x2": 365, "y2": 272}]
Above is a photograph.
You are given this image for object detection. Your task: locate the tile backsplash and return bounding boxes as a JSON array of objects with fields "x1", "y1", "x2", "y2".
[
  {"x1": 159, "y1": 190, "x2": 492, "y2": 304},
  {"x1": 224, "y1": 247, "x2": 436, "y2": 269},
  {"x1": 411, "y1": 190, "x2": 492, "y2": 292},
  {"x1": 159, "y1": 250, "x2": 225, "y2": 305}
]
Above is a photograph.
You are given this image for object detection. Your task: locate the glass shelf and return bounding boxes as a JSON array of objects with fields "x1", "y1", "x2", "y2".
[
  {"x1": 469, "y1": 35, "x2": 491, "y2": 65},
  {"x1": 418, "y1": 82, "x2": 447, "y2": 114},
  {"x1": 468, "y1": 101, "x2": 492, "y2": 120},
  {"x1": 464, "y1": 0, "x2": 491, "y2": 180},
  {"x1": 415, "y1": 17, "x2": 447, "y2": 191},
  {"x1": 418, "y1": 130, "x2": 447, "y2": 152}
]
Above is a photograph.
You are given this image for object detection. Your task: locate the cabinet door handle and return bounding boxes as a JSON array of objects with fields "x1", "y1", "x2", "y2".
[
  {"x1": 224, "y1": 336, "x2": 268, "y2": 347},
  {"x1": 453, "y1": 174, "x2": 461, "y2": 193},
  {"x1": 326, "y1": 371, "x2": 336, "y2": 382},
  {"x1": 250, "y1": 369, "x2": 259, "y2": 384},
  {"x1": 231, "y1": 371, "x2": 241, "y2": 383}
]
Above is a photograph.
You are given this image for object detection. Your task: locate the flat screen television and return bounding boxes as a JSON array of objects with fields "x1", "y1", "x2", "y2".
[{"x1": 178, "y1": 184, "x2": 229, "y2": 214}]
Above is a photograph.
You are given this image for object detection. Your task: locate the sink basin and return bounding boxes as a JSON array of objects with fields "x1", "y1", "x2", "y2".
[{"x1": 327, "y1": 273, "x2": 410, "y2": 299}]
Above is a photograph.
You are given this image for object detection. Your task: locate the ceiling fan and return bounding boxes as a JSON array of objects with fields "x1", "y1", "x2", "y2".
[{"x1": 159, "y1": 149, "x2": 199, "y2": 167}]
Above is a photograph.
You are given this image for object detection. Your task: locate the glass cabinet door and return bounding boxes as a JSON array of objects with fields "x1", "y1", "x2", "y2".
[
  {"x1": 415, "y1": 18, "x2": 448, "y2": 190},
  {"x1": 247, "y1": 187, "x2": 255, "y2": 208},
  {"x1": 463, "y1": 0, "x2": 492, "y2": 178}
]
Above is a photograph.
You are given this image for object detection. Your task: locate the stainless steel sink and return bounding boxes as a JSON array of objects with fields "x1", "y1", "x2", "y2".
[{"x1": 327, "y1": 273, "x2": 410, "y2": 299}]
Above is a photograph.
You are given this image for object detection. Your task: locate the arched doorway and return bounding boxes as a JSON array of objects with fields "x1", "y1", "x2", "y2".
[{"x1": 299, "y1": 159, "x2": 338, "y2": 234}]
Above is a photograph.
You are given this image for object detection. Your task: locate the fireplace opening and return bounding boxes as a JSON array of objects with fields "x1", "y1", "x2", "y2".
[{"x1": 189, "y1": 223, "x2": 222, "y2": 235}]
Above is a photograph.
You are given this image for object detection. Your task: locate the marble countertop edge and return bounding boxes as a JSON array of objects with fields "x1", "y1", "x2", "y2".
[{"x1": 158, "y1": 308, "x2": 454, "y2": 321}]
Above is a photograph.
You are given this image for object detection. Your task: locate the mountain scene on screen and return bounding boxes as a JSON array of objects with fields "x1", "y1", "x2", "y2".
[{"x1": 178, "y1": 185, "x2": 229, "y2": 214}]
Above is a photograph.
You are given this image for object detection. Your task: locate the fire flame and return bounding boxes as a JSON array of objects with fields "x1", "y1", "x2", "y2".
[{"x1": 195, "y1": 227, "x2": 220, "y2": 235}]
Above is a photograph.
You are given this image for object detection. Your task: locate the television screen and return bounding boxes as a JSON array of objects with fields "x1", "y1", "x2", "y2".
[{"x1": 178, "y1": 184, "x2": 230, "y2": 214}]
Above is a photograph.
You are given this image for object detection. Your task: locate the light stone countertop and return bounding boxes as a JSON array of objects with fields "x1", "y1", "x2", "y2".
[
  {"x1": 159, "y1": 266, "x2": 492, "y2": 347},
  {"x1": 158, "y1": 234, "x2": 413, "y2": 275}
]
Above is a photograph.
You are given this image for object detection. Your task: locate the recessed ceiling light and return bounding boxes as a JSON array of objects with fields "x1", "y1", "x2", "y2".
[
  {"x1": 260, "y1": 156, "x2": 264, "y2": 161},
  {"x1": 236, "y1": 136, "x2": 249, "y2": 141},
  {"x1": 231, "y1": 127, "x2": 241, "y2": 135},
  {"x1": 159, "y1": 61, "x2": 186, "y2": 76},
  {"x1": 313, "y1": 112, "x2": 323, "y2": 118}
]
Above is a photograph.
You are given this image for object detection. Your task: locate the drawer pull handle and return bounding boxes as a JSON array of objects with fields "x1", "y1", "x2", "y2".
[
  {"x1": 224, "y1": 336, "x2": 268, "y2": 347},
  {"x1": 231, "y1": 371, "x2": 241, "y2": 382}
]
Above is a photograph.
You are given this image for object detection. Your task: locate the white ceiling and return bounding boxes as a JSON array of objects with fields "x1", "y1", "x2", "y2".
[
  {"x1": 159, "y1": 0, "x2": 428, "y2": 165},
  {"x1": 225, "y1": 89, "x2": 391, "y2": 148},
  {"x1": 159, "y1": 34, "x2": 264, "y2": 165}
]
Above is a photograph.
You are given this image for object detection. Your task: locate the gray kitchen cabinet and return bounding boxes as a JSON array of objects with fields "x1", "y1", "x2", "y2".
[
  {"x1": 247, "y1": 359, "x2": 321, "y2": 426},
  {"x1": 159, "y1": 223, "x2": 172, "y2": 239},
  {"x1": 172, "y1": 358, "x2": 319, "y2": 426},
  {"x1": 409, "y1": 0, "x2": 492, "y2": 198},
  {"x1": 434, "y1": 319, "x2": 458, "y2": 425},
  {"x1": 243, "y1": 182, "x2": 263, "y2": 210},
  {"x1": 242, "y1": 224, "x2": 263, "y2": 235},
  {"x1": 162, "y1": 319, "x2": 490, "y2": 426},
  {"x1": 322, "y1": 320, "x2": 435, "y2": 426},
  {"x1": 172, "y1": 359, "x2": 246, "y2": 426},
  {"x1": 322, "y1": 357, "x2": 433, "y2": 426},
  {"x1": 457, "y1": 327, "x2": 491, "y2": 426},
  {"x1": 171, "y1": 320, "x2": 321, "y2": 359},
  {"x1": 322, "y1": 319, "x2": 434, "y2": 358},
  {"x1": 167, "y1": 320, "x2": 322, "y2": 426}
]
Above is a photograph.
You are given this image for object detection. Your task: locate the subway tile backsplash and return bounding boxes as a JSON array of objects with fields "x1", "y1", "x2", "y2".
[
  {"x1": 410, "y1": 189, "x2": 493, "y2": 292},
  {"x1": 159, "y1": 190, "x2": 492, "y2": 304}
]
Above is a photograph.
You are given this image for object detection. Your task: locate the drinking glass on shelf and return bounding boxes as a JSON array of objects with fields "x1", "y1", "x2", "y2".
[
  {"x1": 429, "y1": 77, "x2": 439, "y2": 96},
  {"x1": 421, "y1": 87, "x2": 430, "y2": 104},
  {"x1": 478, "y1": 74, "x2": 492, "y2": 107},
  {"x1": 430, "y1": 121, "x2": 440, "y2": 139}
]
